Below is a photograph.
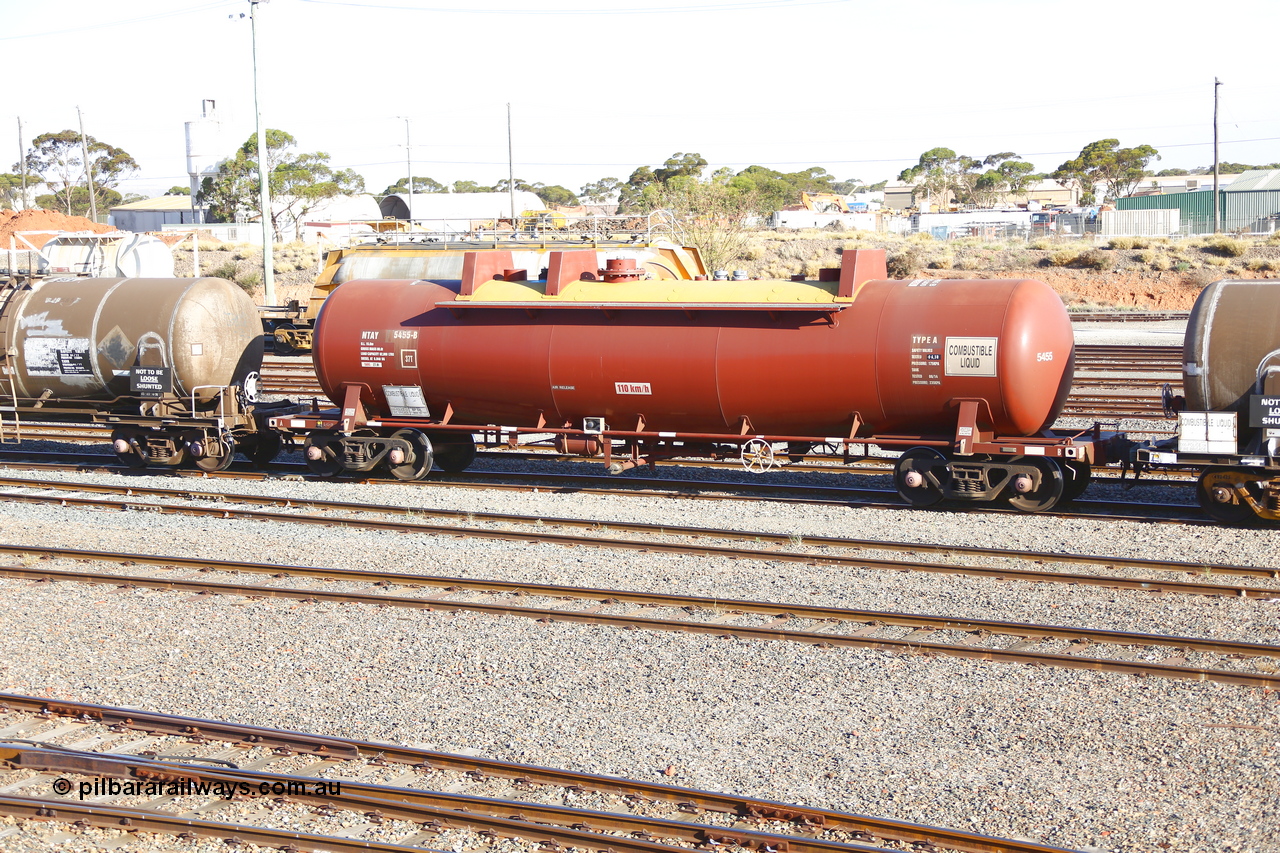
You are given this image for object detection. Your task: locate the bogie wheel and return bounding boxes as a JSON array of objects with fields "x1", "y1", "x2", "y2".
[
  {"x1": 194, "y1": 437, "x2": 237, "y2": 473},
  {"x1": 273, "y1": 323, "x2": 297, "y2": 356},
  {"x1": 303, "y1": 434, "x2": 344, "y2": 477},
  {"x1": 1196, "y1": 467, "x2": 1261, "y2": 524},
  {"x1": 431, "y1": 435, "x2": 477, "y2": 473},
  {"x1": 387, "y1": 429, "x2": 434, "y2": 481},
  {"x1": 1005, "y1": 457, "x2": 1065, "y2": 513},
  {"x1": 110, "y1": 428, "x2": 147, "y2": 469},
  {"x1": 894, "y1": 447, "x2": 950, "y2": 507},
  {"x1": 739, "y1": 438, "x2": 776, "y2": 473},
  {"x1": 1059, "y1": 460, "x2": 1092, "y2": 503}
]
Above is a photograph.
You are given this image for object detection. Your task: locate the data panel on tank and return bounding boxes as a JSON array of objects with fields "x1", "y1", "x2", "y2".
[
  {"x1": 909, "y1": 336, "x2": 942, "y2": 386},
  {"x1": 358, "y1": 330, "x2": 417, "y2": 369},
  {"x1": 24, "y1": 337, "x2": 92, "y2": 377}
]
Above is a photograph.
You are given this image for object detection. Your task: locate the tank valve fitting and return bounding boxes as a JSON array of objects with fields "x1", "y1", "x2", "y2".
[
  {"x1": 608, "y1": 458, "x2": 644, "y2": 475},
  {"x1": 388, "y1": 448, "x2": 405, "y2": 465},
  {"x1": 306, "y1": 445, "x2": 325, "y2": 461},
  {"x1": 1012, "y1": 474, "x2": 1034, "y2": 493},
  {"x1": 903, "y1": 471, "x2": 924, "y2": 489}
]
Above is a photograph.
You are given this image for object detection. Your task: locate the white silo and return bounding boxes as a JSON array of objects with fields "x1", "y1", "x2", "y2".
[{"x1": 184, "y1": 100, "x2": 223, "y2": 225}]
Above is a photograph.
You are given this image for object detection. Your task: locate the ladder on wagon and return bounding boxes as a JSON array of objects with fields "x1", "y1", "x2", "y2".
[{"x1": 0, "y1": 277, "x2": 23, "y2": 444}]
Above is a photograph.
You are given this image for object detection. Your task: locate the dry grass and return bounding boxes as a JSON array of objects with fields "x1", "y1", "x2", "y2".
[
  {"x1": 1202, "y1": 236, "x2": 1250, "y2": 257},
  {"x1": 731, "y1": 229, "x2": 1280, "y2": 281}
]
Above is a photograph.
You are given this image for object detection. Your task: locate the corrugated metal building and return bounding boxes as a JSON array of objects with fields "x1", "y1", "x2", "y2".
[
  {"x1": 108, "y1": 196, "x2": 206, "y2": 232},
  {"x1": 1117, "y1": 170, "x2": 1280, "y2": 234},
  {"x1": 1223, "y1": 170, "x2": 1280, "y2": 234},
  {"x1": 1100, "y1": 209, "x2": 1180, "y2": 237}
]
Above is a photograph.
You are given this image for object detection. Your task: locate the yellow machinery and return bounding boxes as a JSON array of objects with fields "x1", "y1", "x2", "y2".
[
  {"x1": 800, "y1": 192, "x2": 851, "y2": 214},
  {"x1": 519, "y1": 209, "x2": 568, "y2": 230},
  {"x1": 266, "y1": 239, "x2": 707, "y2": 355}
]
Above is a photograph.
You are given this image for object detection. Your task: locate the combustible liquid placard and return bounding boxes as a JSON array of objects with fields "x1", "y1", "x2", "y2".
[{"x1": 944, "y1": 337, "x2": 998, "y2": 377}]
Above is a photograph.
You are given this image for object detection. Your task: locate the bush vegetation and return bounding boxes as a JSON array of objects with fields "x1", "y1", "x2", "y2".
[{"x1": 1203, "y1": 236, "x2": 1249, "y2": 257}]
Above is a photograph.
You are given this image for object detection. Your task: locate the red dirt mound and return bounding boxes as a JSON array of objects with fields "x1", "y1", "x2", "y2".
[{"x1": 0, "y1": 209, "x2": 114, "y2": 250}]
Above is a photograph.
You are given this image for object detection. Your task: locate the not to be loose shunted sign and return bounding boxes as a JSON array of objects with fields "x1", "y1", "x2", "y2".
[{"x1": 130, "y1": 366, "x2": 172, "y2": 398}]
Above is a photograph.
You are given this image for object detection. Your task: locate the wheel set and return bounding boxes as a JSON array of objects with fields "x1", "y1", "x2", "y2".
[
  {"x1": 1195, "y1": 467, "x2": 1264, "y2": 524},
  {"x1": 112, "y1": 426, "x2": 281, "y2": 473},
  {"x1": 894, "y1": 449, "x2": 1090, "y2": 513},
  {"x1": 302, "y1": 429, "x2": 476, "y2": 480}
]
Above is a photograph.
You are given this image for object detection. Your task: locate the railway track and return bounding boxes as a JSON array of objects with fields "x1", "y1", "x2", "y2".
[
  {"x1": 0, "y1": 747, "x2": 905, "y2": 853},
  {"x1": 0, "y1": 478, "x2": 1272, "y2": 593},
  {"x1": 1069, "y1": 311, "x2": 1190, "y2": 323},
  {"x1": 0, "y1": 455, "x2": 1211, "y2": 523},
  {"x1": 0, "y1": 695, "x2": 1078, "y2": 853},
  {"x1": 1, "y1": 549, "x2": 1277, "y2": 690}
]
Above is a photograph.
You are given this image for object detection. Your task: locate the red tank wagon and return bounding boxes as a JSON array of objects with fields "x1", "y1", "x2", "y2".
[{"x1": 271, "y1": 249, "x2": 1119, "y2": 511}]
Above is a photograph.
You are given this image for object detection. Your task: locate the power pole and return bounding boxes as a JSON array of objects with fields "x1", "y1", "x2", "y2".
[
  {"x1": 402, "y1": 117, "x2": 413, "y2": 223},
  {"x1": 1212, "y1": 77, "x2": 1222, "y2": 235},
  {"x1": 77, "y1": 106, "x2": 97, "y2": 222},
  {"x1": 507, "y1": 103, "x2": 515, "y2": 227},
  {"x1": 16, "y1": 117, "x2": 27, "y2": 211},
  {"x1": 250, "y1": 0, "x2": 275, "y2": 305}
]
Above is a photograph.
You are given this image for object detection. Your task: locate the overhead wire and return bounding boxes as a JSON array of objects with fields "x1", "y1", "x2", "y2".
[
  {"x1": 112, "y1": 134, "x2": 1280, "y2": 185},
  {"x1": 296, "y1": 0, "x2": 851, "y2": 14},
  {"x1": 0, "y1": 1, "x2": 240, "y2": 42}
]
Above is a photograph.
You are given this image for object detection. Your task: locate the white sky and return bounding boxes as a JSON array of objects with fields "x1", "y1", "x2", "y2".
[{"x1": 3, "y1": 0, "x2": 1277, "y2": 200}]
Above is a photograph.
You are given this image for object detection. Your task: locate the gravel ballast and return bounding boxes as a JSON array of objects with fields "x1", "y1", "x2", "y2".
[
  {"x1": 1, "y1": 468, "x2": 1278, "y2": 853},
  {"x1": 2, "y1": 319, "x2": 1278, "y2": 852}
]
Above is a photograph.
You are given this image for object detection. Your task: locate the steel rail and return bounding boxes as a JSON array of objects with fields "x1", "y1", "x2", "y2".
[
  {"x1": 0, "y1": 443, "x2": 1199, "y2": 488},
  {"x1": 0, "y1": 794, "x2": 444, "y2": 853},
  {"x1": 0, "y1": 542, "x2": 1274, "y2": 657},
  {"x1": 1075, "y1": 345, "x2": 1183, "y2": 356},
  {"x1": 0, "y1": 697, "x2": 1076, "y2": 853},
  {"x1": 0, "y1": 457, "x2": 1214, "y2": 526},
  {"x1": 1070, "y1": 312, "x2": 1189, "y2": 322},
  {"x1": 3, "y1": 563, "x2": 1278, "y2": 688},
  {"x1": 0, "y1": 476, "x2": 1259, "y2": 579},
  {"x1": 0, "y1": 747, "x2": 898, "y2": 853},
  {"x1": 0, "y1": 489, "x2": 1262, "y2": 595}
]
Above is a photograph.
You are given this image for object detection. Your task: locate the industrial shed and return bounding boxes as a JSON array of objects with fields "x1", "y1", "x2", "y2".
[
  {"x1": 1223, "y1": 170, "x2": 1280, "y2": 233},
  {"x1": 108, "y1": 196, "x2": 206, "y2": 232},
  {"x1": 1116, "y1": 170, "x2": 1280, "y2": 234}
]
